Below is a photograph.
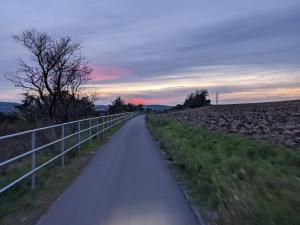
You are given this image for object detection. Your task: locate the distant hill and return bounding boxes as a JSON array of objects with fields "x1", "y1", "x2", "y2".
[
  {"x1": 143, "y1": 105, "x2": 172, "y2": 111},
  {"x1": 95, "y1": 105, "x2": 109, "y2": 112},
  {"x1": 0, "y1": 102, "x2": 19, "y2": 112},
  {"x1": 95, "y1": 104, "x2": 172, "y2": 112}
]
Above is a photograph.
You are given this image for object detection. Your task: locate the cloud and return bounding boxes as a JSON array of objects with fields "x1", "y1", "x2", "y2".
[
  {"x1": 85, "y1": 67, "x2": 300, "y2": 105},
  {"x1": 90, "y1": 65, "x2": 129, "y2": 82},
  {"x1": 113, "y1": 7, "x2": 300, "y2": 78},
  {"x1": 0, "y1": 0, "x2": 299, "y2": 104}
]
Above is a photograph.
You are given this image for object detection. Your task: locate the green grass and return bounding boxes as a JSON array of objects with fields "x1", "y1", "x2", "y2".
[
  {"x1": 0, "y1": 124, "x2": 123, "y2": 225},
  {"x1": 146, "y1": 114, "x2": 300, "y2": 225}
]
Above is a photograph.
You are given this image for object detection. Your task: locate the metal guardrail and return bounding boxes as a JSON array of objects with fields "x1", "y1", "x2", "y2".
[{"x1": 0, "y1": 112, "x2": 136, "y2": 194}]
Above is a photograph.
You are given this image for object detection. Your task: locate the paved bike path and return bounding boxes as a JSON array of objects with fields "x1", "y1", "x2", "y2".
[{"x1": 36, "y1": 115, "x2": 200, "y2": 225}]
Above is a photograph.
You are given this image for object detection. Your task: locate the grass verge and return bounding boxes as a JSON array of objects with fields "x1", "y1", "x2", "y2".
[
  {"x1": 146, "y1": 114, "x2": 300, "y2": 225},
  {"x1": 0, "y1": 124, "x2": 123, "y2": 225}
]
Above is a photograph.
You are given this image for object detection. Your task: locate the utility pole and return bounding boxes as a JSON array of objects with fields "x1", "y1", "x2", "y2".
[{"x1": 216, "y1": 92, "x2": 219, "y2": 105}]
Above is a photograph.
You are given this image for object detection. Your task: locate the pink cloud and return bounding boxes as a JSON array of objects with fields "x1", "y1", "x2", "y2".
[{"x1": 91, "y1": 66, "x2": 129, "y2": 81}]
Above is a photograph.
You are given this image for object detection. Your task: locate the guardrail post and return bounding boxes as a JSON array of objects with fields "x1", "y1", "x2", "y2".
[
  {"x1": 31, "y1": 131, "x2": 36, "y2": 190},
  {"x1": 97, "y1": 118, "x2": 99, "y2": 139},
  {"x1": 61, "y1": 125, "x2": 65, "y2": 169},
  {"x1": 102, "y1": 116, "x2": 104, "y2": 141},
  {"x1": 107, "y1": 116, "x2": 110, "y2": 132},
  {"x1": 110, "y1": 115, "x2": 112, "y2": 130},
  {"x1": 89, "y1": 119, "x2": 92, "y2": 145},
  {"x1": 78, "y1": 121, "x2": 81, "y2": 153},
  {"x1": 111, "y1": 115, "x2": 113, "y2": 128},
  {"x1": 107, "y1": 116, "x2": 109, "y2": 131}
]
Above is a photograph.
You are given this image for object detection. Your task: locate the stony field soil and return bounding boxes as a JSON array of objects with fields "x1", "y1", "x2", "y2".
[{"x1": 164, "y1": 100, "x2": 300, "y2": 149}]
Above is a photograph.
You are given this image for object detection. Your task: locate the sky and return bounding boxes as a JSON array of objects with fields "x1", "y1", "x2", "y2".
[{"x1": 0, "y1": 0, "x2": 299, "y2": 105}]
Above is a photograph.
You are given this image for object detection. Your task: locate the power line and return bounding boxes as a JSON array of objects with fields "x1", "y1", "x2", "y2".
[{"x1": 216, "y1": 92, "x2": 219, "y2": 105}]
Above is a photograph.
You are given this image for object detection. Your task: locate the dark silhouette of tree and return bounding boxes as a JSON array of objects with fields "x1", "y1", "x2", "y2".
[
  {"x1": 17, "y1": 91, "x2": 96, "y2": 122},
  {"x1": 125, "y1": 102, "x2": 136, "y2": 112},
  {"x1": 173, "y1": 104, "x2": 184, "y2": 110},
  {"x1": 109, "y1": 96, "x2": 144, "y2": 113},
  {"x1": 124, "y1": 103, "x2": 144, "y2": 112},
  {"x1": 136, "y1": 104, "x2": 144, "y2": 111},
  {"x1": 109, "y1": 96, "x2": 125, "y2": 114},
  {"x1": 183, "y1": 89, "x2": 210, "y2": 108},
  {"x1": 8, "y1": 29, "x2": 93, "y2": 121}
]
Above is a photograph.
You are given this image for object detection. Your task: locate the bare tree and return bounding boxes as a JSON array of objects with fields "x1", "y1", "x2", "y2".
[
  {"x1": 8, "y1": 29, "x2": 92, "y2": 119},
  {"x1": 79, "y1": 87, "x2": 102, "y2": 103}
]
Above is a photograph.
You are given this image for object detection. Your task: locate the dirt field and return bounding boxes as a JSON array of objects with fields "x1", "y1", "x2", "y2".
[{"x1": 164, "y1": 100, "x2": 300, "y2": 149}]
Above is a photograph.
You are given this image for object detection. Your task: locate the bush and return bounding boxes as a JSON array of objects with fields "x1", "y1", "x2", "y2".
[{"x1": 183, "y1": 89, "x2": 211, "y2": 108}]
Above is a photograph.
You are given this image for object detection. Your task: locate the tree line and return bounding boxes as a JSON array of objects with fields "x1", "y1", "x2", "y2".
[{"x1": 108, "y1": 96, "x2": 144, "y2": 114}]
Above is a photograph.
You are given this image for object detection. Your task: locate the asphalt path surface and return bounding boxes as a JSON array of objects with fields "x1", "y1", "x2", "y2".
[{"x1": 36, "y1": 115, "x2": 200, "y2": 225}]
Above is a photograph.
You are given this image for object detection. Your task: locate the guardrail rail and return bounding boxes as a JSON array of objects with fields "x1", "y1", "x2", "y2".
[{"x1": 0, "y1": 112, "x2": 136, "y2": 194}]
